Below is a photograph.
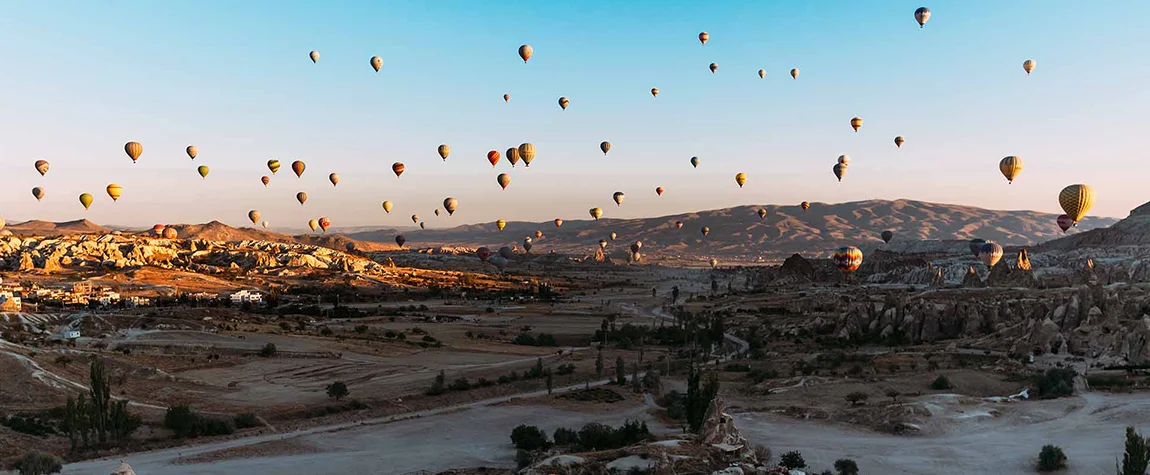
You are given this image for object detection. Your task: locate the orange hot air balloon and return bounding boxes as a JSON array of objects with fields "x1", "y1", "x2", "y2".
[
  {"x1": 296, "y1": 192, "x2": 308, "y2": 205},
  {"x1": 318, "y1": 217, "x2": 331, "y2": 232},
  {"x1": 534, "y1": 230, "x2": 543, "y2": 239},
  {"x1": 497, "y1": 173, "x2": 511, "y2": 190},
  {"x1": 34, "y1": 160, "x2": 50, "y2": 176},
  {"x1": 503, "y1": 93, "x2": 510, "y2": 102},
  {"x1": 163, "y1": 227, "x2": 178, "y2": 239},
  {"x1": 152, "y1": 224, "x2": 165, "y2": 236},
  {"x1": 124, "y1": 142, "x2": 143, "y2": 163},
  {"x1": 833, "y1": 246, "x2": 864, "y2": 276},
  {"x1": 698, "y1": 32, "x2": 709, "y2": 45},
  {"x1": 651, "y1": 88, "x2": 659, "y2": 97},
  {"x1": 554, "y1": 218, "x2": 563, "y2": 228},
  {"x1": 411, "y1": 214, "x2": 419, "y2": 224},
  {"x1": 261, "y1": 176, "x2": 270, "y2": 187},
  {"x1": 329, "y1": 173, "x2": 340, "y2": 187},
  {"x1": 701, "y1": 226, "x2": 710, "y2": 237},
  {"x1": 675, "y1": 221, "x2": 683, "y2": 229},
  {"x1": 506, "y1": 147, "x2": 520, "y2": 167},
  {"x1": 32, "y1": 187, "x2": 45, "y2": 201},
  {"x1": 518, "y1": 44, "x2": 533, "y2": 63},
  {"x1": 558, "y1": 97, "x2": 569, "y2": 110},
  {"x1": 487, "y1": 150, "x2": 501, "y2": 167},
  {"x1": 291, "y1": 160, "x2": 305, "y2": 178},
  {"x1": 656, "y1": 186, "x2": 664, "y2": 196},
  {"x1": 392, "y1": 162, "x2": 405, "y2": 177},
  {"x1": 801, "y1": 201, "x2": 810, "y2": 211}
]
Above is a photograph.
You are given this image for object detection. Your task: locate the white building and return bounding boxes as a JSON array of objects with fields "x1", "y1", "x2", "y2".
[
  {"x1": 229, "y1": 290, "x2": 264, "y2": 304},
  {"x1": 61, "y1": 330, "x2": 81, "y2": 340}
]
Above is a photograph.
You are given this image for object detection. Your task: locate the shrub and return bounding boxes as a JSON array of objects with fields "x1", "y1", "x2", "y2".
[
  {"x1": 1119, "y1": 426, "x2": 1149, "y2": 475},
  {"x1": 1034, "y1": 368, "x2": 1076, "y2": 398},
  {"x1": 535, "y1": 334, "x2": 558, "y2": 347},
  {"x1": 845, "y1": 391, "x2": 869, "y2": 406},
  {"x1": 326, "y1": 381, "x2": 349, "y2": 401},
  {"x1": 258, "y1": 343, "x2": 277, "y2": 357},
  {"x1": 553, "y1": 427, "x2": 579, "y2": 446},
  {"x1": 779, "y1": 450, "x2": 807, "y2": 470},
  {"x1": 1036, "y1": 444, "x2": 1067, "y2": 472},
  {"x1": 510, "y1": 424, "x2": 549, "y2": 451},
  {"x1": 319, "y1": 327, "x2": 333, "y2": 336},
  {"x1": 234, "y1": 413, "x2": 260, "y2": 429},
  {"x1": 515, "y1": 449, "x2": 533, "y2": 469},
  {"x1": 449, "y1": 378, "x2": 472, "y2": 391},
  {"x1": 753, "y1": 444, "x2": 772, "y2": 464},
  {"x1": 930, "y1": 375, "x2": 953, "y2": 390},
  {"x1": 53, "y1": 356, "x2": 72, "y2": 366},
  {"x1": 555, "y1": 363, "x2": 576, "y2": 376},
  {"x1": 834, "y1": 458, "x2": 859, "y2": 475},
  {"x1": 383, "y1": 330, "x2": 398, "y2": 338},
  {"x1": 426, "y1": 371, "x2": 446, "y2": 395},
  {"x1": 885, "y1": 389, "x2": 901, "y2": 402},
  {"x1": 164, "y1": 405, "x2": 233, "y2": 438},
  {"x1": 354, "y1": 325, "x2": 368, "y2": 334},
  {"x1": 14, "y1": 450, "x2": 62, "y2": 475}
]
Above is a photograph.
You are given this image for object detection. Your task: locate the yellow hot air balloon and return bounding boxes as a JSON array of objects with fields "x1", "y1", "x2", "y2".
[
  {"x1": 850, "y1": 117, "x2": 863, "y2": 132},
  {"x1": 197, "y1": 165, "x2": 209, "y2": 179},
  {"x1": 610, "y1": 232, "x2": 617, "y2": 241},
  {"x1": 790, "y1": 68, "x2": 799, "y2": 79},
  {"x1": 309, "y1": 50, "x2": 319, "y2": 63},
  {"x1": 329, "y1": 173, "x2": 340, "y2": 187},
  {"x1": 438, "y1": 144, "x2": 450, "y2": 161},
  {"x1": 268, "y1": 159, "x2": 281, "y2": 174},
  {"x1": 32, "y1": 187, "x2": 45, "y2": 201},
  {"x1": 79, "y1": 193, "x2": 93, "y2": 210},
  {"x1": 371, "y1": 56, "x2": 383, "y2": 72},
  {"x1": 894, "y1": 136, "x2": 905, "y2": 148},
  {"x1": 496, "y1": 219, "x2": 507, "y2": 232},
  {"x1": 758, "y1": 69, "x2": 766, "y2": 79},
  {"x1": 443, "y1": 197, "x2": 458, "y2": 215},
  {"x1": 248, "y1": 210, "x2": 260, "y2": 224},
  {"x1": 382, "y1": 201, "x2": 393, "y2": 213},
  {"x1": 999, "y1": 156, "x2": 1023, "y2": 184},
  {"x1": 497, "y1": 173, "x2": 511, "y2": 190},
  {"x1": 34, "y1": 160, "x2": 50, "y2": 176},
  {"x1": 757, "y1": 208, "x2": 767, "y2": 220},
  {"x1": 613, "y1": 192, "x2": 625, "y2": 206},
  {"x1": 186, "y1": 145, "x2": 198, "y2": 159},
  {"x1": 106, "y1": 184, "x2": 123, "y2": 201},
  {"x1": 518, "y1": 143, "x2": 536, "y2": 166},
  {"x1": 600, "y1": 141, "x2": 611, "y2": 155},
  {"x1": 735, "y1": 172, "x2": 747, "y2": 188},
  {"x1": 590, "y1": 207, "x2": 603, "y2": 220},
  {"x1": 698, "y1": 31, "x2": 709, "y2": 44},
  {"x1": 1059, "y1": 184, "x2": 1095, "y2": 225},
  {"x1": 518, "y1": 44, "x2": 533, "y2": 63},
  {"x1": 124, "y1": 142, "x2": 143, "y2": 163},
  {"x1": 308, "y1": 219, "x2": 319, "y2": 232},
  {"x1": 1023, "y1": 59, "x2": 1036, "y2": 75},
  {"x1": 701, "y1": 226, "x2": 710, "y2": 237},
  {"x1": 296, "y1": 192, "x2": 308, "y2": 205},
  {"x1": 709, "y1": 62, "x2": 718, "y2": 74},
  {"x1": 558, "y1": 97, "x2": 569, "y2": 110},
  {"x1": 651, "y1": 88, "x2": 659, "y2": 97}
]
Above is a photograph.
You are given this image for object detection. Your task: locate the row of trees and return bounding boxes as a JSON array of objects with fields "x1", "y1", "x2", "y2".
[{"x1": 60, "y1": 358, "x2": 140, "y2": 451}]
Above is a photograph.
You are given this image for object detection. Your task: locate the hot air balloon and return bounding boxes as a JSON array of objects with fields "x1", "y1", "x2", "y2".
[
  {"x1": 489, "y1": 256, "x2": 509, "y2": 271},
  {"x1": 79, "y1": 193, "x2": 93, "y2": 210},
  {"x1": 499, "y1": 246, "x2": 514, "y2": 259},
  {"x1": 261, "y1": 176, "x2": 270, "y2": 187},
  {"x1": 676, "y1": 221, "x2": 684, "y2": 229},
  {"x1": 329, "y1": 173, "x2": 340, "y2": 187},
  {"x1": 690, "y1": 156, "x2": 700, "y2": 168},
  {"x1": 558, "y1": 97, "x2": 569, "y2": 110},
  {"x1": 600, "y1": 141, "x2": 611, "y2": 155},
  {"x1": 894, "y1": 136, "x2": 905, "y2": 148},
  {"x1": 518, "y1": 44, "x2": 533, "y2": 63},
  {"x1": 382, "y1": 201, "x2": 393, "y2": 213},
  {"x1": 710, "y1": 258, "x2": 718, "y2": 269},
  {"x1": 590, "y1": 208, "x2": 602, "y2": 220},
  {"x1": 651, "y1": 88, "x2": 659, "y2": 97},
  {"x1": 34, "y1": 160, "x2": 49, "y2": 176},
  {"x1": 519, "y1": 143, "x2": 536, "y2": 166},
  {"x1": 262, "y1": 221, "x2": 268, "y2": 228},
  {"x1": 438, "y1": 144, "x2": 450, "y2": 161},
  {"x1": 969, "y1": 239, "x2": 986, "y2": 257},
  {"x1": 443, "y1": 197, "x2": 458, "y2": 215},
  {"x1": 1057, "y1": 215, "x2": 1073, "y2": 233},
  {"x1": 308, "y1": 219, "x2": 319, "y2": 232},
  {"x1": 850, "y1": 117, "x2": 863, "y2": 132},
  {"x1": 790, "y1": 68, "x2": 799, "y2": 79},
  {"x1": 610, "y1": 232, "x2": 618, "y2": 241},
  {"x1": 419, "y1": 222, "x2": 425, "y2": 229},
  {"x1": 296, "y1": 192, "x2": 307, "y2": 205},
  {"x1": 497, "y1": 173, "x2": 511, "y2": 190},
  {"x1": 106, "y1": 184, "x2": 123, "y2": 201},
  {"x1": 506, "y1": 147, "x2": 520, "y2": 167},
  {"x1": 434, "y1": 209, "x2": 440, "y2": 217},
  {"x1": 599, "y1": 239, "x2": 608, "y2": 249},
  {"x1": 292, "y1": 160, "x2": 305, "y2": 178},
  {"x1": 152, "y1": 224, "x2": 165, "y2": 236},
  {"x1": 881, "y1": 230, "x2": 894, "y2": 243},
  {"x1": 554, "y1": 218, "x2": 563, "y2": 228},
  {"x1": 709, "y1": 63, "x2": 718, "y2": 74},
  {"x1": 318, "y1": 217, "x2": 331, "y2": 232},
  {"x1": 248, "y1": 210, "x2": 260, "y2": 224},
  {"x1": 735, "y1": 173, "x2": 747, "y2": 188},
  {"x1": 487, "y1": 150, "x2": 501, "y2": 167},
  {"x1": 698, "y1": 32, "x2": 709, "y2": 44},
  {"x1": 630, "y1": 242, "x2": 641, "y2": 254},
  {"x1": 833, "y1": 246, "x2": 864, "y2": 276},
  {"x1": 1023, "y1": 59, "x2": 1036, "y2": 75},
  {"x1": 613, "y1": 192, "x2": 625, "y2": 206},
  {"x1": 197, "y1": 165, "x2": 209, "y2": 179},
  {"x1": 656, "y1": 186, "x2": 665, "y2": 196},
  {"x1": 396, "y1": 235, "x2": 406, "y2": 247},
  {"x1": 496, "y1": 220, "x2": 506, "y2": 232},
  {"x1": 914, "y1": 7, "x2": 931, "y2": 27},
  {"x1": 758, "y1": 69, "x2": 766, "y2": 79},
  {"x1": 833, "y1": 163, "x2": 847, "y2": 182},
  {"x1": 32, "y1": 187, "x2": 45, "y2": 201},
  {"x1": 268, "y1": 159, "x2": 281, "y2": 174},
  {"x1": 371, "y1": 56, "x2": 383, "y2": 72},
  {"x1": 534, "y1": 230, "x2": 543, "y2": 239},
  {"x1": 124, "y1": 142, "x2": 143, "y2": 163},
  {"x1": 524, "y1": 241, "x2": 533, "y2": 253},
  {"x1": 163, "y1": 227, "x2": 178, "y2": 239},
  {"x1": 524, "y1": 237, "x2": 532, "y2": 244},
  {"x1": 701, "y1": 226, "x2": 710, "y2": 237},
  {"x1": 186, "y1": 145, "x2": 198, "y2": 160},
  {"x1": 411, "y1": 214, "x2": 419, "y2": 224},
  {"x1": 801, "y1": 201, "x2": 810, "y2": 211},
  {"x1": 837, "y1": 155, "x2": 851, "y2": 165},
  {"x1": 346, "y1": 243, "x2": 356, "y2": 253},
  {"x1": 504, "y1": 94, "x2": 510, "y2": 102},
  {"x1": 631, "y1": 252, "x2": 642, "y2": 263},
  {"x1": 1059, "y1": 184, "x2": 1095, "y2": 225},
  {"x1": 979, "y1": 242, "x2": 1003, "y2": 267},
  {"x1": 999, "y1": 156, "x2": 1023, "y2": 184},
  {"x1": 309, "y1": 50, "x2": 319, "y2": 63},
  {"x1": 757, "y1": 209, "x2": 767, "y2": 220},
  {"x1": 392, "y1": 162, "x2": 405, "y2": 177},
  {"x1": 476, "y1": 247, "x2": 491, "y2": 261}
]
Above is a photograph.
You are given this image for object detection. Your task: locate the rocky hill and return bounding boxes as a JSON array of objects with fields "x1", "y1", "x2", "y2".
[
  {"x1": 350, "y1": 199, "x2": 1117, "y2": 261},
  {"x1": 5, "y1": 219, "x2": 111, "y2": 236},
  {"x1": 1036, "y1": 201, "x2": 1150, "y2": 251}
]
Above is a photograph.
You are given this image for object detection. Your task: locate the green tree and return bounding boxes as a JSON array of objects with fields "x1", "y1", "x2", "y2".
[
  {"x1": 845, "y1": 391, "x2": 869, "y2": 406},
  {"x1": 545, "y1": 371, "x2": 554, "y2": 395},
  {"x1": 780, "y1": 451, "x2": 807, "y2": 470},
  {"x1": 834, "y1": 458, "x2": 859, "y2": 475},
  {"x1": 89, "y1": 358, "x2": 111, "y2": 444},
  {"x1": 615, "y1": 356, "x2": 626, "y2": 385},
  {"x1": 510, "y1": 424, "x2": 549, "y2": 451},
  {"x1": 259, "y1": 343, "x2": 278, "y2": 357},
  {"x1": 326, "y1": 381, "x2": 350, "y2": 401},
  {"x1": 595, "y1": 349, "x2": 604, "y2": 378},
  {"x1": 1037, "y1": 445, "x2": 1067, "y2": 472},
  {"x1": 164, "y1": 405, "x2": 199, "y2": 438},
  {"x1": 1118, "y1": 426, "x2": 1149, "y2": 475},
  {"x1": 14, "y1": 451, "x2": 62, "y2": 475},
  {"x1": 426, "y1": 370, "x2": 446, "y2": 396},
  {"x1": 686, "y1": 368, "x2": 720, "y2": 433}
]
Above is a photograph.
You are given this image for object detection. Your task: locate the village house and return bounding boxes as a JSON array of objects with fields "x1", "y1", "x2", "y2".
[{"x1": 229, "y1": 289, "x2": 264, "y2": 304}]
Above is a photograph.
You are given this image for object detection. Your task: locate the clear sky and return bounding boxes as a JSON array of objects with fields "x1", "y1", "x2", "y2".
[{"x1": 1, "y1": 1, "x2": 1147, "y2": 231}]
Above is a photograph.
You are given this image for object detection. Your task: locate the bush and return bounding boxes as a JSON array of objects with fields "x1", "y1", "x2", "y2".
[
  {"x1": 326, "y1": 381, "x2": 349, "y2": 401},
  {"x1": 319, "y1": 327, "x2": 333, "y2": 336},
  {"x1": 14, "y1": 450, "x2": 62, "y2": 475},
  {"x1": 834, "y1": 458, "x2": 859, "y2": 475},
  {"x1": 1034, "y1": 368, "x2": 1076, "y2": 398},
  {"x1": 555, "y1": 363, "x2": 576, "y2": 376},
  {"x1": 258, "y1": 343, "x2": 277, "y2": 357},
  {"x1": 845, "y1": 391, "x2": 869, "y2": 406},
  {"x1": 354, "y1": 325, "x2": 368, "y2": 334},
  {"x1": 753, "y1": 444, "x2": 772, "y2": 464},
  {"x1": 780, "y1": 450, "x2": 807, "y2": 470},
  {"x1": 553, "y1": 427, "x2": 579, "y2": 446},
  {"x1": 930, "y1": 375, "x2": 953, "y2": 390},
  {"x1": 1036, "y1": 444, "x2": 1067, "y2": 472},
  {"x1": 164, "y1": 405, "x2": 233, "y2": 438},
  {"x1": 449, "y1": 378, "x2": 472, "y2": 391},
  {"x1": 515, "y1": 449, "x2": 533, "y2": 469},
  {"x1": 53, "y1": 356, "x2": 72, "y2": 366},
  {"x1": 510, "y1": 424, "x2": 549, "y2": 451},
  {"x1": 426, "y1": 371, "x2": 446, "y2": 396},
  {"x1": 234, "y1": 413, "x2": 260, "y2": 429}
]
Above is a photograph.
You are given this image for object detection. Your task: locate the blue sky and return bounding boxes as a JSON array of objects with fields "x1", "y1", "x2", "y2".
[{"x1": 1, "y1": 1, "x2": 1147, "y2": 230}]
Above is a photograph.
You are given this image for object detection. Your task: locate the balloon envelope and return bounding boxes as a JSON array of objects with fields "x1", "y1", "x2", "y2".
[
  {"x1": 186, "y1": 145, "x2": 198, "y2": 159},
  {"x1": 392, "y1": 162, "x2": 405, "y2": 177},
  {"x1": 443, "y1": 197, "x2": 458, "y2": 215},
  {"x1": 833, "y1": 246, "x2": 864, "y2": 274},
  {"x1": 248, "y1": 210, "x2": 260, "y2": 224},
  {"x1": 980, "y1": 242, "x2": 1003, "y2": 267},
  {"x1": 1059, "y1": 184, "x2": 1095, "y2": 224},
  {"x1": 382, "y1": 201, "x2": 393, "y2": 213},
  {"x1": 197, "y1": 165, "x2": 209, "y2": 178},
  {"x1": 291, "y1": 160, "x2": 305, "y2": 178},
  {"x1": 124, "y1": 142, "x2": 143, "y2": 163},
  {"x1": 395, "y1": 235, "x2": 406, "y2": 247},
  {"x1": 487, "y1": 150, "x2": 501, "y2": 167},
  {"x1": 1057, "y1": 214, "x2": 1073, "y2": 232},
  {"x1": 518, "y1": 44, "x2": 533, "y2": 62},
  {"x1": 881, "y1": 230, "x2": 894, "y2": 243},
  {"x1": 268, "y1": 159, "x2": 281, "y2": 174},
  {"x1": 106, "y1": 184, "x2": 123, "y2": 201},
  {"x1": 914, "y1": 7, "x2": 931, "y2": 27},
  {"x1": 438, "y1": 144, "x2": 450, "y2": 161},
  {"x1": 34, "y1": 160, "x2": 50, "y2": 176},
  {"x1": 969, "y1": 238, "x2": 986, "y2": 257}
]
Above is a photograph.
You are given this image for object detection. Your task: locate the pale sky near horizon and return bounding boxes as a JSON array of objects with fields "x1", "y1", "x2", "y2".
[{"x1": 1, "y1": 1, "x2": 1147, "y2": 231}]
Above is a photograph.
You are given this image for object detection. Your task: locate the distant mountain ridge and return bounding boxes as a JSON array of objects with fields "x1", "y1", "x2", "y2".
[
  {"x1": 6, "y1": 219, "x2": 111, "y2": 236},
  {"x1": 1036, "y1": 200, "x2": 1150, "y2": 251}
]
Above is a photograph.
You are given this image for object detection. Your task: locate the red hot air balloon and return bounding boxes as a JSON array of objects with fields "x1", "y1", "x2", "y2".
[
  {"x1": 656, "y1": 186, "x2": 665, "y2": 196},
  {"x1": 152, "y1": 224, "x2": 165, "y2": 236},
  {"x1": 487, "y1": 150, "x2": 501, "y2": 167},
  {"x1": 392, "y1": 162, "x2": 405, "y2": 177},
  {"x1": 476, "y1": 247, "x2": 491, "y2": 261},
  {"x1": 318, "y1": 217, "x2": 331, "y2": 232}
]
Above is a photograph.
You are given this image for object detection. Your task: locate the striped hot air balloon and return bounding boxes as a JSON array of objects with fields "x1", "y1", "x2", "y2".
[
  {"x1": 833, "y1": 246, "x2": 864, "y2": 276},
  {"x1": 979, "y1": 242, "x2": 1003, "y2": 267},
  {"x1": 999, "y1": 156, "x2": 1023, "y2": 183},
  {"x1": 1059, "y1": 184, "x2": 1095, "y2": 225}
]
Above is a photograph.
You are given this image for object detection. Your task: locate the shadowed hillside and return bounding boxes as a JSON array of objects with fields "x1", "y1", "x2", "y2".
[
  {"x1": 1036, "y1": 200, "x2": 1150, "y2": 251},
  {"x1": 6, "y1": 219, "x2": 111, "y2": 236}
]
